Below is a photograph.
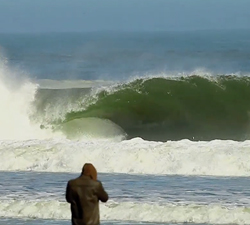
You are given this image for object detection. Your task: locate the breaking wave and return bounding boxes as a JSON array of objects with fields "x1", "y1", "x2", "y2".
[
  {"x1": 1, "y1": 199, "x2": 250, "y2": 224},
  {"x1": 2, "y1": 60, "x2": 250, "y2": 142},
  {"x1": 1, "y1": 138, "x2": 250, "y2": 176}
]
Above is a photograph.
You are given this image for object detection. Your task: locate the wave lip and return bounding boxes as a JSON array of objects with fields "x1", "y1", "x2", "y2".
[{"x1": 1, "y1": 200, "x2": 250, "y2": 224}]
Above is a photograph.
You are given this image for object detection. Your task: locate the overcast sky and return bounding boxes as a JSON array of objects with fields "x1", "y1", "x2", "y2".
[{"x1": 0, "y1": 0, "x2": 250, "y2": 33}]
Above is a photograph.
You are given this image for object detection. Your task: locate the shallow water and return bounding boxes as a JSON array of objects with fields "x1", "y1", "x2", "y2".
[
  {"x1": 1, "y1": 171, "x2": 250, "y2": 224},
  {"x1": 2, "y1": 172, "x2": 250, "y2": 205}
]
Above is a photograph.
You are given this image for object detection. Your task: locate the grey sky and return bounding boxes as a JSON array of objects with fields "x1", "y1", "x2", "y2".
[{"x1": 0, "y1": 0, "x2": 250, "y2": 33}]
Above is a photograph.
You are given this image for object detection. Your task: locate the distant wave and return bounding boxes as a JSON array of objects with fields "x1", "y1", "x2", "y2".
[{"x1": 60, "y1": 75, "x2": 250, "y2": 141}]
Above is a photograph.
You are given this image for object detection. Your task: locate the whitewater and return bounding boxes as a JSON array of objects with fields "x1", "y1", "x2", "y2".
[{"x1": 1, "y1": 31, "x2": 250, "y2": 224}]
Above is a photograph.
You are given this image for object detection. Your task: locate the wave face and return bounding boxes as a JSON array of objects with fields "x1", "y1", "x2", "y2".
[{"x1": 62, "y1": 75, "x2": 250, "y2": 141}]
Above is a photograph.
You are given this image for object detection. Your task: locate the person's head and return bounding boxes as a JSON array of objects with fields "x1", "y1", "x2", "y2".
[{"x1": 81, "y1": 163, "x2": 97, "y2": 180}]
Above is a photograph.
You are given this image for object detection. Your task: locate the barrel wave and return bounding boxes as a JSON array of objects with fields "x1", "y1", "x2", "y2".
[{"x1": 61, "y1": 75, "x2": 250, "y2": 141}]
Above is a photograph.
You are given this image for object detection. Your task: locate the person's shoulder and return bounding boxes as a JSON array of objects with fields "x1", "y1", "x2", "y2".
[
  {"x1": 86, "y1": 178, "x2": 100, "y2": 186},
  {"x1": 67, "y1": 177, "x2": 80, "y2": 185},
  {"x1": 96, "y1": 180, "x2": 103, "y2": 184},
  {"x1": 94, "y1": 180, "x2": 104, "y2": 187}
]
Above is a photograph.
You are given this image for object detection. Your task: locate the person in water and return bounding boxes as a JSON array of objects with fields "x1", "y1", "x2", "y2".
[{"x1": 66, "y1": 163, "x2": 109, "y2": 225}]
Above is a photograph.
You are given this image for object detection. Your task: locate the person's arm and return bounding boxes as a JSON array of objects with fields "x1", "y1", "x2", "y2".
[
  {"x1": 97, "y1": 181, "x2": 109, "y2": 202},
  {"x1": 65, "y1": 181, "x2": 72, "y2": 203}
]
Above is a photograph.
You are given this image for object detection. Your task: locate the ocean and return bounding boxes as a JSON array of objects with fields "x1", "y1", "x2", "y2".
[{"x1": 1, "y1": 30, "x2": 250, "y2": 224}]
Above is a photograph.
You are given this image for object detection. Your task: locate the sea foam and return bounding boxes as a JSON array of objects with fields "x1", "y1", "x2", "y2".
[
  {"x1": 1, "y1": 199, "x2": 250, "y2": 224},
  {"x1": 0, "y1": 138, "x2": 250, "y2": 177}
]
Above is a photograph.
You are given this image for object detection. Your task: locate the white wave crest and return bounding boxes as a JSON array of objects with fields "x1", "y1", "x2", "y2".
[
  {"x1": 0, "y1": 58, "x2": 62, "y2": 140},
  {"x1": 0, "y1": 200, "x2": 250, "y2": 224}
]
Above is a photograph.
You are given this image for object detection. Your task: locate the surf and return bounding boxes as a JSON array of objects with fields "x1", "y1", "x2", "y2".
[
  {"x1": 1, "y1": 199, "x2": 250, "y2": 224},
  {"x1": 0, "y1": 58, "x2": 57, "y2": 140},
  {"x1": 1, "y1": 138, "x2": 250, "y2": 176}
]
